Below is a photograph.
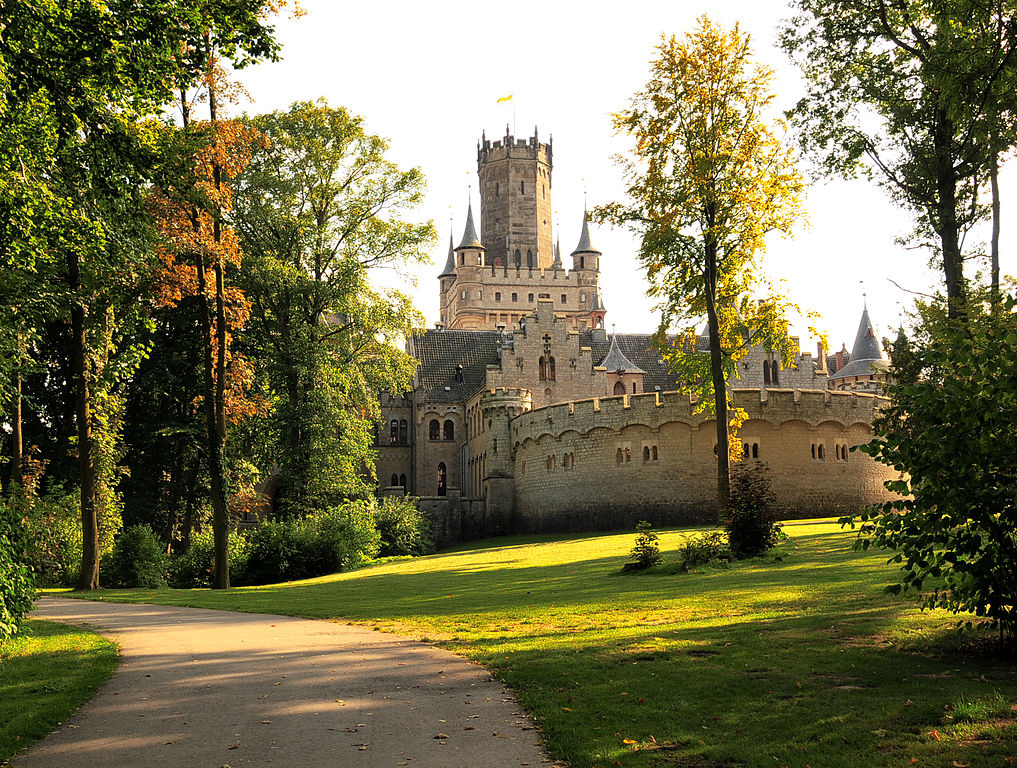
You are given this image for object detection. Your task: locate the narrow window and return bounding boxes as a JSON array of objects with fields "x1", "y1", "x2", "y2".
[
  {"x1": 549, "y1": 357, "x2": 556, "y2": 381},
  {"x1": 495, "y1": 182, "x2": 499, "y2": 196},
  {"x1": 625, "y1": 447, "x2": 631, "y2": 463},
  {"x1": 772, "y1": 361, "x2": 780, "y2": 386},
  {"x1": 390, "y1": 419, "x2": 398, "y2": 443},
  {"x1": 580, "y1": 256, "x2": 585, "y2": 269},
  {"x1": 520, "y1": 180, "x2": 525, "y2": 194},
  {"x1": 818, "y1": 444, "x2": 825, "y2": 460},
  {"x1": 514, "y1": 249, "x2": 521, "y2": 267},
  {"x1": 461, "y1": 290, "x2": 467, "y2": 300},
  {"x1": 652, "y1": 446, "x2": 658, "y2": 461},
  {"x1": 495, "y1": 292, "x2": 501, "y2": 301},
  {"x1": 561, "y1": 293, "x2": 567, "y2": 304},
  {"x1": 616, "y1": 447, "x2": 623, "y2": 464},
  {"x1": 643, "y1": 446, "x2": 650, "y2": 462},
  {"x1": 391, "y1": 473, "x2": 398, "y2": 487},
  {"x1": 539, "y1": 356, "x2": 547, "y2": 381},
  {"x1": 443, "y1": 419, "x2": 454, "y2": 441},
  {"x1": 399, "y1": 473, "x2": 407, "y2": 488},
  {"x1": 811, "y1": 444, "x2": 816, "y2": 459},
  {"x1": 398, "y1": 419, "x2": 407, "y2": 443},
  {"x1": 511, "y1": 292, "x2": 518, "y2": 302},
  {"x1": 743, "y1": 442, "x2": 750, "y2": 458},
  {"x1": 542, "y1": 185, "x2": 546, "y2": 200},
  {"x1": 581, "y1": 293, "x2": 587, "y2": 302},
  {"x1": 527, "y1": 249, "x2": 534, "y2": 268},
  {"x1": 460, "y1": 254, "x2": 465, "y2": 266},
  {"x1": 752, "y1": 443, "x2": 759, "y2": 459},
  {"x1": 763, "y1": 360, "x2": 771, "y2": 385},
  {"x1": 528, "y1": 293, "x2": 534, "y2": 303},
  {"x1": 429, "y1": 419, "x2": 440, "y2": 441},
  {"x1": 632, "y1": 382, "x2": 637, "y2": 393},
  {"x1": 437, "y1": 463, "x2": 447, "y2": 496}
]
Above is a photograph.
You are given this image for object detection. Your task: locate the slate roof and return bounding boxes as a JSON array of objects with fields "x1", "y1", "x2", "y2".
[
  {"x1": 580, "y1": 331, "x2": 684, "y2": 392},
  {"x1": 412, "y1": 329, "x2": 503, "y2": 402},
  {"x1": 829, "y1": 305, "x2": 888, "y2": 381},
  {"x1": 455, "y1": 202, "x2": 484, "y2": 250},
  {"x1": 572, "y1": 211, "x2": 600, "y2": 254},
  {"x1": 599, "y1": 333, "x2": 645, "y2": 373},
  {"x1": 439, "y1": 233, "x2": 456, "y2": 277}
]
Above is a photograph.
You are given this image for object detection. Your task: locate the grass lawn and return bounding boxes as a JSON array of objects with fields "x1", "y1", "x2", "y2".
[
  {"x1": 59, "y1": 519, "x2": 1016, "y2": 768},
  {"x1": 0, "y1": 619, "x2": 118, "y2": 764}
]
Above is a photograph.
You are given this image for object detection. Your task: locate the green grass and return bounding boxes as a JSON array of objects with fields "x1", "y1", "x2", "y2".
[
  {"x1": 59, "y1": 520, "x2": 1017, "y2": 768},
  {"x1": 0, "y1": 619, "x2": 118, "y2": 764}
]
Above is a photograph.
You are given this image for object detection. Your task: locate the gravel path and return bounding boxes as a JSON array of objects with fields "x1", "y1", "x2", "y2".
[{"x1": 14, "y1": 597, "x2": 553, "y2": 768}]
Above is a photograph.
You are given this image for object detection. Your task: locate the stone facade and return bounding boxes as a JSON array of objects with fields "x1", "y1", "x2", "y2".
[{"x1": 375, "y1": 130, "x2": 899, "y2": 542}]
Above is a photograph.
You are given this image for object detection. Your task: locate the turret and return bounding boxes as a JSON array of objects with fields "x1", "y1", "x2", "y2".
[
  {"x1": 571, "y1": 209, "x2": 601, "y2": 272},
  {"x1": 589, "y1": 287, "x2": 607, "y2": 329},
  {"x1": 480, "y1": 387, "x2": 532, "y2": 534},
  {"x1": 438, "y1": 231, "x2": 457, "y2": 327}
]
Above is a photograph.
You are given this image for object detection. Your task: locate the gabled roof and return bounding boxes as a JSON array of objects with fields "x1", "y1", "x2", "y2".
[
  {"x1": 413, "y1": 329, "x2": 503, "y2": 402},
  {"x1": 439, "y1": 232, "x2": 456, "y2": 277},
  {"x1": 598, "y1": 332, "x2": 646, "y2": 373},
  {"x1": 455, "y1": 202, "x2": 484, "y2": 251}
]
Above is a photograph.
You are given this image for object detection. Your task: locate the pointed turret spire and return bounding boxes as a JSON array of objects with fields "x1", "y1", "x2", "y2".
[
  {"x1": 600, "y1": 329, "x2": 643, "y2": 373},
  {"x1": 455, "y1": 201, "x2": 484, "y2": 251},
  {"x1": 551, "y1": 238, "x2": 562, "y2": 269},
  {"x1": 439, "y1": 231, "x2": 456, "y2": 277},
  {"x1": 850, "y1": 305, "x2": 885, "y2": 363},
  {"x1": 572, "y1": 208, "x2": 601, "y2": 255},
  {"x1": 590, "y1": 288, "x2": 606, "y2": 312}
]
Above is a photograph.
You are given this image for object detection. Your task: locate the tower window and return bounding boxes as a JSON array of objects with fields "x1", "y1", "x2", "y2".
[
  {"x1": 495, "y1": 292, "x2": 501, "y2": 301},
  {"x1": 520, "y1": 181, "x2": 525, "y2": 194},
  {"x1": 528, "y1": 293, "x2": 534, "y2": 302},
  {"x1": 443, "y1": 419, "x2": 454, "y2": 441},
  {"x1": 561, "y1": 293, "x2": 567, "y2": 304},
  {"x1": 429, "y1": 419, "x2": 440, "y2": 441},
  {"x1": 542, "y1": 186, "x2": 545, "y2": 199},
  {"x1": 580, "y1": 256, "x2": 585, "y2": 269},
  {"x1": 495, "y1": 182, "x2": 499, "y2": 196},
  {"x1": 514, "y1": 249, "x2": 521, "y2": 267},
  {"x1": 512, "y1": 292, "x2": 518, "y2": 302},
  {"x1": 527, "y1": 249, "x2": 534, "y2": 268}
]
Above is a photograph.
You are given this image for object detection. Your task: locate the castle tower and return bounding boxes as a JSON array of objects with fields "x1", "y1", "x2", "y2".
[
  {"x1": 478, "y1": 127, "x2": 553, "y2": 270},
  {"x1": 571, "y1": 209, "x2": 601, "y2": 273}
]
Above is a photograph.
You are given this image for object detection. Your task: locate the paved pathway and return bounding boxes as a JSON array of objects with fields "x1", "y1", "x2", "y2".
[{"x1": 14, "y1": 597, "x2": 553, "y2": 768}]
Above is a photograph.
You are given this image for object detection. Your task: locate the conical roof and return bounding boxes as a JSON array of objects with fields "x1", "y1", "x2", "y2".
[
  {"x1": 572, "y1": 209, "x2": 601, "y2": 255},
  {"x1": 600, "y1": 331, "x2": 644, "y2": 373},
  {"x1": 455, "y1": 202, "x2": 484, "y2": 250},
  {"x1": 851, "y1": 305, "x2": 885, "y2": 362},
  {"x1": 590, "y1": 288, "x2": 606, "y2": 312},
  {"x1": 439, "y1": 232, "x2": 456, "y2": 277},
  {"x1": 551, "y1": 239, "x2": 563, "y2": 269}
]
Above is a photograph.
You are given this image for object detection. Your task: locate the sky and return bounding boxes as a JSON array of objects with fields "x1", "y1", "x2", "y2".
[{"x1": 228, "y1": 0, "x2": 1015, "y2": 353}]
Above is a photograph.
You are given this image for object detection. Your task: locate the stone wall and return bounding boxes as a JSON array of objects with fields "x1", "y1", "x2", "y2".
[
  {"x1": 418, "y1": 492, "x2": 488, "y2": 549},
  {"x1": 509, "y1": 388, "x2": 897, "y2": 532}
]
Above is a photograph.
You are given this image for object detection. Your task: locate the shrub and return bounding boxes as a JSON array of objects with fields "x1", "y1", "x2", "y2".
[
  {"x1": 0, "y1": 499, "x2": 36, "y2": 640},
  {"x1": 101, "y1": 525, "x2": 168, "y2": 588},
  {"x1": 22, "y1": 490, "x2": 81, "y2": 587},
  {"x1": 374, "y1": 496, "x2": 432, "y2": 557},
  {"x1": 170, "y1": 527, "x2": 249, "y2": 588},
  {"x1": 622, "y1": 520, "x2": 662, "y2": 572},
  {"x1": 726, "y1": 463, "x2": 782, "y2": 559},
  {"x1": 676, "y1": 531, "x2": 730, "y2": 571},
  {"x1": 304, "y1": 500, "x2": 381, "y2": 574},
  {"x1": 241, "y1": 519, "x2": 307, "y2": 585}
]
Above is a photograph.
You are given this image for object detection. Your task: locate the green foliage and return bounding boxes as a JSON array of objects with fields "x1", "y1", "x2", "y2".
[
  {"x1": 374, "y1": 496, "x2": 433, "y2": 557},
  {"x1": 232, "y1": 101, "x2": 433, "y2": 514},
  {"x1": 848, "y1": 295, "x2": 1017, "y2": 640},
  {"x1": 0, "y1": 499, "x2": 36, "y2": 640},
  {"x1": 240, "y1": 501, "x2": 381, "y2": 586},
  {"x1": 101, "y1": 525, "x2": 167, "y2": 589},
  {"x1": 169, "y1": 526, "x2": 249, "y2": 589},
  {"x1": 726, "y1": 463, "x2": 782, "y2": 559},
  {"x1": 675, "y1": 531, "x2": 730, "y2": 571},
  {"x1": 22, "y1": 490, "x2": 82, "y2": 588},
  {"x1": 621, "y1": 521, "x2": 662, "y2": 572}
]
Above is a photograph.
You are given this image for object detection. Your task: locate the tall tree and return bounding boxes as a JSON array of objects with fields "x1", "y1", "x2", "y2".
[
  {"x1": 782, "y1": 0, "x2": 1017, "y2": 316},
  {"x1": 232, "y1": 101, "x2": 433, "y2": 515},
  {"x1": 602, "y1": 17, "x2": 803, "y2": 510}
]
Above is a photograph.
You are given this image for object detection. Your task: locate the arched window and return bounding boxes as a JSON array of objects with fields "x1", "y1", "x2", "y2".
[
  {"x1": 495, "y1": 182, "x2": 499, "y2": 196},
  {"x1": 429, "y1": 419, "x2": 440, "y2": 441},
  {"x1": 520, "y1": 180, "x2": 525, "y2": 195},
  {"x1": 818, "y1": 444, "x2": 825, "y2": 460},
  {"x1": 561, "y1": 293, "x2": 567, "y2": 303},
  {"x1": 743, "y1": 442, "x2": 750, "y2": 458},
  {"x1": 527, "y1": 249, "x2": 534, "y2": 268},
  {"x1": 772, "y1": 361, "x2": 780, "y2": 385},
  {"x1": 390, "y1": 419, "x2": 398, "y2": 443},
  {"x1": 643, "y1": 446, "x2": 651, "y2": 462},
  {"x1": 539, "y1": 356, "x2": 547, "y2": 381},
  {"x1": 390, "y1": 474, "x2": 398, "y2": 487},
  {"x1": 811, "y1": 444, "x2": 816, "y2": 459},
  {"x1": 399, "y1": 473, "x2": 407, "y2": 488},
  {"x1": 752, "y1": 443, "x2": 759, "y2": 459},
  {"x1": 652, "y1": 446, "x2": 658, "y2": 461},
  {"x1": 763, "y1": 360, "x2": 771, "y2": 385},
  {"x1": 580, "y1": 256, "x2": 585, "y2": 269},
  {"x1": 437, "y1": 463, "x2": 447, "y2": 496},
  {"x1": 616, "y1": 447, "x2": 624, "y2": 464},
  {"x1": 625, "y1": 447, "x2": 632, "y2": 463},
  {"x1": 548, "y1": 357, "x2": 556, "y2": 381},
  {"x1": 613, "y1": 381, "x2": 626, "y2": 395},
  {"x1": 398, "y1": 419, "x2": 407, "y2": 444},
  {"x1": 443, "y1": 419, "x2": 454, "y2": 441},
  {"x1": 514, "y1": 249, "x2": 521, "y2": 267}
]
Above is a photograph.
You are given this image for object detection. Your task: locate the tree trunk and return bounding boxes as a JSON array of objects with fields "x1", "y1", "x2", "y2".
[
  {"x1": 933, "y1": 104, "x2": 966, "y2": 318},
  {"x1": 70, "y1": 250, "x2": 99, "y2": 591},
  {"x1": 990, "y1": 142, "x2": 1001, "y2": 305},
  {"x1": 9, "y1": 342, "x2": 22, "y2": 494},
  {"x1": 703, "y1": 236, "x2": 730, "y2": 521}
]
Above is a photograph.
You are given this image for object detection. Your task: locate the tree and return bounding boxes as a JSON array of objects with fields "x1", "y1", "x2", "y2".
[
  {"x1": 851, "y1": 294, "x2": 1017, "y2": 642},
  {"x1": 781, "y1": 0, "x2": 1017, "y2": 316},
  {"x1": 231, "y1": 101, "x2": 432, "y2": 515},
  {"x1": 601, "y1": 17, "x2": 803, "y2": 510}
]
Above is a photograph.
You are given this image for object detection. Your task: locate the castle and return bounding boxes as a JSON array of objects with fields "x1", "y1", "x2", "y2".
[{"x1": 376, "y1": 129, "x2": 896, "y2": 544}]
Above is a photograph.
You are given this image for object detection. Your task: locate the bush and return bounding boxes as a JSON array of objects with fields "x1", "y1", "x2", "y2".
[
  {"x1": 726, "y1": 463, "x2": 782, "y2": 559},
  {"x1": 240, "y1": 501, "x2": 379, "y2": 586},
  {"x1": 170, "y1": 527, "x2": 249, "y2": 588},
  {"x1": 101, "y1": 525, "x2": 167, "y2": 588},
  {"x1": 0, "y1": 499, "x2": 36, "y2": 640},
  {"x1": 621, "y1": 520, "x2": 662, "y2": 572},
  {"x1": 676, "y1": 531, "x2": 730, "y2": 571},
  {"x1": 22, "y1": 490, "x2": 81, "y2": 587},
  {"x1": 374, "y1": 496, "x2": 432, "y2": 557}
]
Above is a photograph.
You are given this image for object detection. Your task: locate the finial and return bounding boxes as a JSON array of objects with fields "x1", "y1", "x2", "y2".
[{"x1": 860, "y1": 280, "x2": 867, "y2": 307}]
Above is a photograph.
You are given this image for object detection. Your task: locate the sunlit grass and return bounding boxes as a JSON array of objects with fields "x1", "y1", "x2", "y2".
[
  {"x1": 60, "y1": 519, "x2": 1016, "y2": 767},
  {"x1": 0, "y1": 619, "x2": 118, "y2": 763}
]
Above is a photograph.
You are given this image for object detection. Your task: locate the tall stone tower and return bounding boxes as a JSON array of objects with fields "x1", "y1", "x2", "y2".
[{"x1": 478, "y1": 128, "x2": 553, "y2": 270}]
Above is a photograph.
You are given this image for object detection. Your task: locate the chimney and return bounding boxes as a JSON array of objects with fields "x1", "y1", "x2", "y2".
[{"x1": 835, "y1": 343, "x2": 846, "y2": 373}]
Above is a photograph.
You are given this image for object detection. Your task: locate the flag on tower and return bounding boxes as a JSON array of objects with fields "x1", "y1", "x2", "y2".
[{"x1": 497, "y1": 94, "x2": 513, "y2": 103}]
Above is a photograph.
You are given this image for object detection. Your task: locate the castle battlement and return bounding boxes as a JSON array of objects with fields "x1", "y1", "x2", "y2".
[
  {"x1": 510, "y1": 387, "x2": 885, "y2": 446},
  {"x1": 478, "y1": 130, "x2": 552, "y2": 165}
]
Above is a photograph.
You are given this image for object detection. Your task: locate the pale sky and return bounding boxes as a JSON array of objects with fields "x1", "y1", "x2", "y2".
[{"x1": 230, "y1": 0, "x2": 1015, "y2": 353}]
